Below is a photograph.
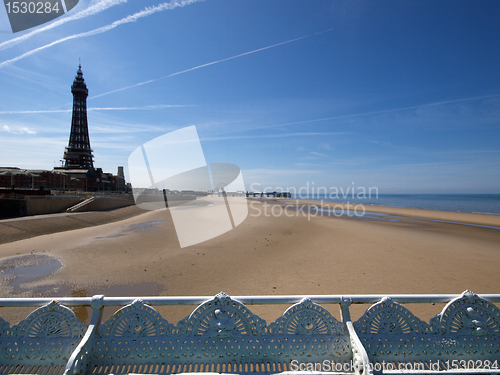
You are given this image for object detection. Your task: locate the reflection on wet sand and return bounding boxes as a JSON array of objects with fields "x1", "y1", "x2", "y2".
[
  {"x1": 69, "y1": 282, "x2": 164, "y2": 324},
  {"x1": 0, "y1": 254, "x2": 63, "y2": 294},
  {"x1": 0, "y1": 254, "x2": 163, "y2": 324}
]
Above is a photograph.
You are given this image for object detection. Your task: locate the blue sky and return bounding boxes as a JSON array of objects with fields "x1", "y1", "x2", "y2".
[{"x1": 0, "y1": 0, "x2": 499, "y2": 193}]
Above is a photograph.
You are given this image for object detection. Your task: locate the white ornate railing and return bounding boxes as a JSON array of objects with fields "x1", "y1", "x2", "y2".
[{"x1": 0, "y1": 291, "x2": 499, "y2": 375}]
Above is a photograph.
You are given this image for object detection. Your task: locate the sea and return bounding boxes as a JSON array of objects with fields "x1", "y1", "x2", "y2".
[{"x1": 290, "y1": 194, "x2": 500, "y2": 215}]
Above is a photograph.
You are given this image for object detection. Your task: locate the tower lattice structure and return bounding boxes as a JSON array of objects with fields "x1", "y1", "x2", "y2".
[{"x1": 63, "y1": 64, "x2": 94, "y2": 169}]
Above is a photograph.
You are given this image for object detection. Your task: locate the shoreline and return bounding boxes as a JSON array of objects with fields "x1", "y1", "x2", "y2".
[
  {"x1": 280, "y1": 198, "x2": 500, "y2": 228},
  {"x1": 276, "y1": 193, "x2": 500, "y2": 215}
]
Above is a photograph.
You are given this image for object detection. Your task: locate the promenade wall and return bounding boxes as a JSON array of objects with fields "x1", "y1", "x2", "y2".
[
  {"x1": 26, "y1": 196, "x2": 84, "y2": 215},
  {"x1": 0, "y1": 199, "x2": 27, "y2": 219},
  {"x1": 0, "y1": 195, "x2": 136, "y2": 219},
  {"x1": 71, "y1": 195, "x2": 135, "y2": 212}
]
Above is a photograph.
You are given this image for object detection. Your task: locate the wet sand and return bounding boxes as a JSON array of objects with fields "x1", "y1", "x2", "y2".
[
  {"x1": 0, "y1": 198, "x2": 499, "y2": 325},
  {"x1": 287, "y1": 199, "x2": 500, "y2": 227},
  {"x1": 0, "y1": 205, "x2": 145, "y2": 245}
]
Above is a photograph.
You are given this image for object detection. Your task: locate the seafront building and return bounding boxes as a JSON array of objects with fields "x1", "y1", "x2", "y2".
[
  {"x1": 0, "y1": 65, "x2": 125, "y2": 193},
  {"x1": 0, "y1": 65, "x2": 131, "y2": 218}
]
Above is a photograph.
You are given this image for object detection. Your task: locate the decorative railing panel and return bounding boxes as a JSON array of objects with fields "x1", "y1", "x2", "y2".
[
  {"x1": 0, "y1": 301, "x2": 86, "y2": 375},
  {"x1": 355, "y1": 291, "x2": 500, "y2": 372},
  {"x1": 0, "y1": 291, "x2": 499, "y2": 375},
  {"x1": 430, "y1": 290, "x2": 500, "y2": 335},
  {"x1": 177, "y1": 292, "x2": 267, "y2": 337},
  {"x1": 91, "y1": 293, "x2": 352, "y2": 373},
  {"x1": 98, "y1": 299, "x2": 174, "y2": 337}
]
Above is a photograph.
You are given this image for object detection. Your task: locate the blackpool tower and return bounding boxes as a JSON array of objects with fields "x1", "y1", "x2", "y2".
[{"x1": 63, "y1": 64, "x2": 94, "y2": 169}]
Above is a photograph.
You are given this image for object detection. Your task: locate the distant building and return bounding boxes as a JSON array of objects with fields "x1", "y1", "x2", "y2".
[{"x1": 0, "y1": 167, "x2": 77, "y2": 192}]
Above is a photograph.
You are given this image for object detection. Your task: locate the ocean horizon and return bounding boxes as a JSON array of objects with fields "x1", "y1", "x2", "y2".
[{"x1": 289, "y1": 194, "x2": 500, "y2": 215}]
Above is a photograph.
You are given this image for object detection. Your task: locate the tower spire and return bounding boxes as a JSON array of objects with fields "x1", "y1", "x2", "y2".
[{"x1": 63, "y1": 64, "x2": 94, "y2": 169}]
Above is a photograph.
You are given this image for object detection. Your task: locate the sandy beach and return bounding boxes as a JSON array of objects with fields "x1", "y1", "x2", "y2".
[{"x1": 0, "y1": 198, "x2": 499, "y2": 325}]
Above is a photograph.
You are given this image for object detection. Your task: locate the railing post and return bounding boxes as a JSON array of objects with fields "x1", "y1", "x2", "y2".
[
  {"x1": 64, "y1": 295, "x2": 104, "y2": 375},
  {"x1": 341, "y1": 296, "x2": 372, "y2": 375}
]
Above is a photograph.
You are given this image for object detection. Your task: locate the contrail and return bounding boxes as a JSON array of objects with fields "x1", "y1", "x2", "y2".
[
  {"x1": 0, "y1": 0, "x2": 205, "y2": 69},
  {"x1": 0, "y1": 109, "x2": 70, "y2": 114},
  {"x1": 90, "y1": 28, "x2": 335, "y2": 100},
  {"x1": 0, "y1": 104, "x2": 189, "y2": 115},
  {"x1": 89, "y1": 104, "x2": 191, "y2": 110},
  {"x1": 0, "y1": 0, "x2": 128, "y2": 51},
  {"x1": 252, "y1": 93, "x2": 500, "y2": 130},
  {"x1": 201, "y1": 131, "x2": 348, "y2": 142}
]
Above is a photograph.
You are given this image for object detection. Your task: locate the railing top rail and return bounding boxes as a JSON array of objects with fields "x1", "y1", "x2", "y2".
[{"x1": 1, "y1": 293, "x2": 499, "y2": 307}]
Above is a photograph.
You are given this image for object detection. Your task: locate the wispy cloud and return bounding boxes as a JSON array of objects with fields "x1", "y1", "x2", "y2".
[
  {"x1": 294, "y1": 162, "x2": 327, "y2": 167},
  {"x1": 0, "y1": 0, "x2": 205, "y2": 69},
  {"x1": 299, "y1": 151, "x2": 328, "y2": 161},
  {"x1": 89, "y1": 104, "x2": 191, "y2": 111},
  {"x1": 0, "y1": 136, "x2": 68, "y2": 168},
  {"x1": 0, "y1": 104, "x2": 189, "y2": 115},
  {"x1": 90, "y1": 28, "x2": 335, "y2": 100},
  {"x1": 243, "y1": 168, "x2": 321, "y2": 176},
  {"x1": 458, "y1": 150, "x2": 500, "y2": 154},
  {"x1": 254, "y1": 94, "x2": 500, "y2": 130},
  {"x1": 0, "y1": 109, "x2": 70, "y2": 115},
  {"x1": 89, "y1": 123, "x2": 170, "y2": 134},
  {"x1": 2, "y1": 125, "x2": 37, "y2": 134},
  {"x1": 0, "y1": 0, "x2": 128, "y2": 51},
  {"x1": 310, "y1": 151, "x2": 328, "y2": 157},
  {"x1": 201, "y1": 132, "x2": 349, "y2": 142}
]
